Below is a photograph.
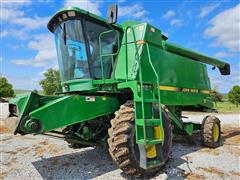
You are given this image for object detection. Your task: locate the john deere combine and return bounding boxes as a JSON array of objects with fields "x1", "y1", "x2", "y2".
[{"x1": 9, "y1": 5, "x2": 230, "y2": 177}]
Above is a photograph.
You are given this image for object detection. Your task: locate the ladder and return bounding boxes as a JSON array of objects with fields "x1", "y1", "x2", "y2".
[{"x1": 124, "y1": 26, "x2": 164, "y2": 145}]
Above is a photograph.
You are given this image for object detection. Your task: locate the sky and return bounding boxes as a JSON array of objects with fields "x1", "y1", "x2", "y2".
[{"x1": 0, "y1": 0, "x2": 239, "y2": 93}]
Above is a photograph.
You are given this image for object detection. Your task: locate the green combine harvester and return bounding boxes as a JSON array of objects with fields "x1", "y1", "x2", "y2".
[{"x1": 9, "y1": 5, "x2": 230, "y2": 177}]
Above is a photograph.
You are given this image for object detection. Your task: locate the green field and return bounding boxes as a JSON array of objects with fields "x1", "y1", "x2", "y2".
[{"x1": 214, "y1": 99, "x2": 240, "y2": 113}]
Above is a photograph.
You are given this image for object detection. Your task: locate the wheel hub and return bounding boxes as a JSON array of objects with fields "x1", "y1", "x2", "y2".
[{"x1": 213, "y1": 123, "x2": 219, "y2": 142}]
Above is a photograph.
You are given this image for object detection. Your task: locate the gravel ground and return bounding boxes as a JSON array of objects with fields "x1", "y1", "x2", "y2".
[{"x1": 0, "y1": 114, "x2": 239, "y2": 180}]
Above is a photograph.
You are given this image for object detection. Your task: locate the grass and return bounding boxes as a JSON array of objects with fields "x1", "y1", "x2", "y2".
[{"x1": 214, "y1": 99, "x2": 240, "y2": 113}]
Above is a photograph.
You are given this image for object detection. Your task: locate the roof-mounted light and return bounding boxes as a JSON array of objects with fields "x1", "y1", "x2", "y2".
[
  {"x1": 58, "y1": 17, "x2": 62, "y2": 23},
  {"x1": 62, "y1": 13, "x2": 68, "y2": 19},
  {"x1": 68, "y1": 11, "x2": 76, "y2": 17}
]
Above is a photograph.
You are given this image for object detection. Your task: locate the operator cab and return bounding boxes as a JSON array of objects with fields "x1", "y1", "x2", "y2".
[{"x1": 48, "y1": 7, "x2": 122, "y2": 82}]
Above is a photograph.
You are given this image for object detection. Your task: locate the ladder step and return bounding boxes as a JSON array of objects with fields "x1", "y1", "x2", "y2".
[
  {"x1": 136, "y1": 119, "x2": 161, "y2": 126},
  {"x1": 137, "y1": 139, "x2": 162, "y2": 145}
]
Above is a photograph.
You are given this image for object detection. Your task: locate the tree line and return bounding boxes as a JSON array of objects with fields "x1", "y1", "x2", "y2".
[{"x1": 0, "y1": 68, "x2": 240, "y2": 107}]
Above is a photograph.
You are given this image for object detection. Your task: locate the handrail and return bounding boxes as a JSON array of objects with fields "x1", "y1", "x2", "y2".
[
  {"x1": 146, "y1": 43, "x2": 164, "y2": 141},
  {"x1": 124, "y1": 25, "x2": 164, "y2": 142},
  {"x1": 99, "y1": 30, "x2": 120, "y2": 81},
  {"x1": 124, "y1": 26, "x2": 146, "y2": 141}
]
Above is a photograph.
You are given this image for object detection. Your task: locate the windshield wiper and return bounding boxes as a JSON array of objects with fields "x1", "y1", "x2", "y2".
[
  {"x1": 63, "y1": 23, "x2": 67, "y2": 45},
  {"x1": 59, "y1": 22, "x2": 67, "y2": 45}
]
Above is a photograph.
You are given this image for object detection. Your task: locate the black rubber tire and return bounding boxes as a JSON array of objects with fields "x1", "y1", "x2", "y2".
[
  {"x1": 107, "y1": 100, "x2": 172, "y2": 177},
  {"x1": 201, "y1": 115, "x2": 221, "y2": 148}
]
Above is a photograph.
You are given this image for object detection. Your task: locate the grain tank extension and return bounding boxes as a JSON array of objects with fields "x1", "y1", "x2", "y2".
[{"x1": 9, "y1": 6, "x2": 230, "y2": 177}]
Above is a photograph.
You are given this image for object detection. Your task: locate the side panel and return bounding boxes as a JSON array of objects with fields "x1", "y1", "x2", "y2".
[
  {"x1": 140, "y1": 44, "x2": 213, "y2": 107},
  {"x1": 142, "y1": 45, "x2": 211, "y2": 90},
  {"x1": 25, "y1": 95, "x2": 119, "y2": 133}
]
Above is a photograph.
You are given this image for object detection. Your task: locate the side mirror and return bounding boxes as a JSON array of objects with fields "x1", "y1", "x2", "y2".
[{"x1": 107, "y1": 4, "x2": 118, "y2": 24}]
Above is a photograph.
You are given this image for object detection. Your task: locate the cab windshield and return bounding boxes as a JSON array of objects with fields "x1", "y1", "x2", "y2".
[{"x1": 54, "y1": 19, "x2": 118, "y2": 82}]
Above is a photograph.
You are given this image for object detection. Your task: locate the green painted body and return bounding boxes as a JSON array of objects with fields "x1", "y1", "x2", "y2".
[{"x1": 10, "y1": 7, "x2": 230, "y2": 150}]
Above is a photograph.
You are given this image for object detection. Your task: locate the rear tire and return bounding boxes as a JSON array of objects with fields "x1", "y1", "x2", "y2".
[
  {"x1": 201, "y1": 115, "x2": 221, "y2": 148},
  {"x1": 108, "y1": 100, "x2": 172, "y2": 177}
]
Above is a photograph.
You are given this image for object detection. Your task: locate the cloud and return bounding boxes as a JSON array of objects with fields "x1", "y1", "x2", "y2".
[
  {"x1": 1, "y1": 0, "x2": 31, "y2": 7},
  {"x1": 199, "y1": 3, "x2": 220, "y2": 18},
  {"x1": 11, "y1": 33, "x2": 57, "y2": 68},
  {"x1": 0, "y1": 1, "x2": 50, "y2": 40},
  {"x1": 204, "y1": 4, "x2": 240, "y2": 52},
  {"x1": 28, "y1": 34, "x2": 54, "y2": 51},
  {"x1": 0, "y1": 30, "x2": 9, "y2": 38},
  {"x1": 0, "y1": 8, "x2": 25, "y2": 20},
  {"x1": 170, "y1": 19, "x2": 183, "y2": 27},
  {"x1": 6, "y1": 43, "x2": 25, "y2": 51},
  {"x1": 214, "y1": 52, "x2": 237, "y2": 58},
  {"x1": 118, "y1": 3, "x2": 148, "y2": 20},
  {"x1": 11, "y1": 16, "x2": 50, "y2": 30},
  {"x1": 0, "y1": 0, "x2": 31, "y2": 20},
  {"x1": 162, "y1": 10, "x2": 175, "y2": 20},
  {"x1": 65, "y1": 0, "x2": 102, "y2": 16},
  {"x1": 7, "y1": 75, "x2": 42, "y2": 90},
  {"x1": 0, "y1": 28, "x2": 29, "y2": 40}
]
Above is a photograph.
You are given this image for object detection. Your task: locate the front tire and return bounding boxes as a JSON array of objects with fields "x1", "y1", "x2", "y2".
[{"x1": 107, "y1": 100, "x2": 172, "y2": 177}]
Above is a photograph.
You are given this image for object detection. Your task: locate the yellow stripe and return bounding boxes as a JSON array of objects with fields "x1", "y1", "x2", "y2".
[
  {"x1": 200, "y1": 90, "x2": 211, "y2": 94},
  {"x1": 159, "y1": 85, "x2": 211, "y2": 94},
  {"x1": 159, "y1": 86, "x2": 180, "y2": 91}
]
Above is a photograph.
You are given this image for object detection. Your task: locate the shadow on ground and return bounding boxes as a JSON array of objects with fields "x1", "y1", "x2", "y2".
[
  {"x1": 32, "y1": 148, "x2": 117, "y2": 179},
  {"x1": 32, "y1": 127, "x2": 240, "y2": 179}
]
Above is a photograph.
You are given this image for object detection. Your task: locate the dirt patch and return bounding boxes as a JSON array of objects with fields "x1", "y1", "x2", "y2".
[
  {"x1": 2, "y1": 157, "x2": 17, "y2": 167},
  {"x1": 0, "y1": 117, "x2": 17, "y2": 134},
  {"x1": 3, "y1": 147, "x2": 31, "y2": 156},
  {"x1": 0, "y1": 125, "x2": 10, "y2": 133},
  {"x1": 32, "y1": 144, "x2": 61, "y2": 157},
  {"x1": 221, "y1": 126, "x2": 240, "y2": 156},
  {"x1": 48, "y1": 144, "x2": 61, "y2": 154},
  {"x1": 185, "y1": 172, "x2": 205, "y2": 180},
  {"x1": 3, "y1": 150, "x2": 18, "y2": 156},
  {"x1": 0, "y1": 172, "x2": 7, "y2": 179},
  {"x1": 199, "y1": 148, "x2": 220, "y2": 156},
  {"x1": 222, "y1": 126, "x2": 240, "y2": 145},
  {"x1": 33, "y1": 146, "x2": 46, "y2": 157},
  {"x1": 39, "y1": 140, "x2": 49, "y2": 145},
  {"x1": 199, "y1": 167, "x2": 224, "y2": 178},
  {"x1": 229, "y1": 171, "x2": 240, "y2": 177}
]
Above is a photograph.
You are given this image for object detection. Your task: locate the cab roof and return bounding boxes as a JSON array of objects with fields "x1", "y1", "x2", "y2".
[{"x1": 47, "y1": 7, "x2": 122, "y2": 33}]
